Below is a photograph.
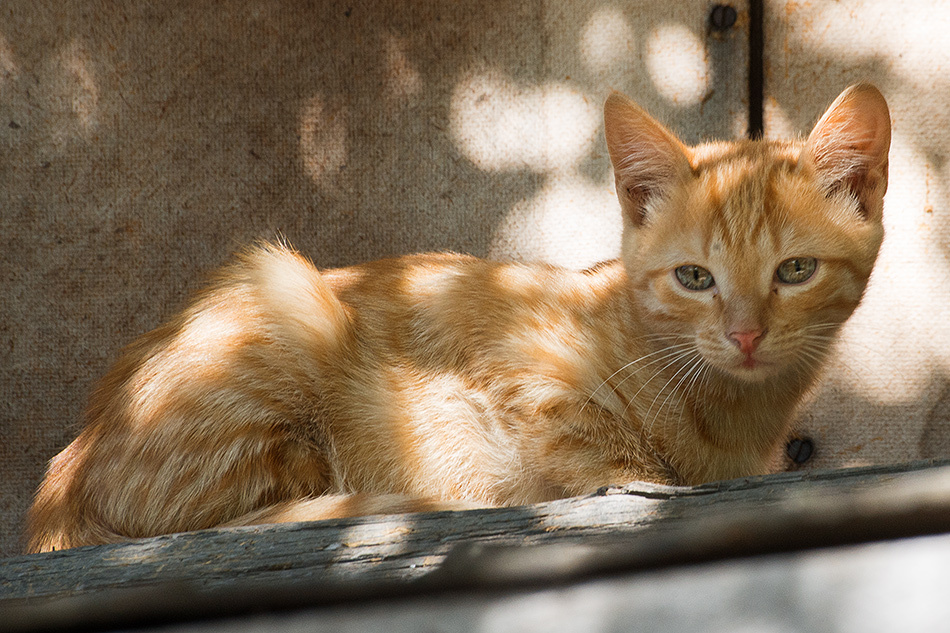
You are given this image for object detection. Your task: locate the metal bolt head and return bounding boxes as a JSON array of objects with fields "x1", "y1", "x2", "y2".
[
  {"x1": 710, "y1": 4, "x2": 738, "y2": 32},
  {"x1": 786, "y1": 437, "x2": 815, "y2": 464}
]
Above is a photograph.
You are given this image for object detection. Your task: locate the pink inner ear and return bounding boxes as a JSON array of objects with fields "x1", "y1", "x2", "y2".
[
  {"x1": 804, "y1": 84, "x2": 891, "y2": 216},
  {"x1": 603, "y1": 93, "x2": 692, "y2": 226},
  {"x1": 806, "y1": 84, "x2": 891, "y2": 176}
]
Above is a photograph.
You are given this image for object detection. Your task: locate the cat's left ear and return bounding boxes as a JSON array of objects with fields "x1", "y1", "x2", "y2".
[
  {"x1": 604, "y1": 92, "x2": 692, "y2": 227},
  {"x1": 803, "y1": 83, "x2": 891, "y2": 221}
]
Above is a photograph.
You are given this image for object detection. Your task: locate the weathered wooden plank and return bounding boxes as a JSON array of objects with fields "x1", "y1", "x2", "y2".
[
  {"x1": 3, "y1": 458, "x2": 950, "y2": 632},
  {"x1": 0, "y1": 494, "x2": 660, "y2": 606}
]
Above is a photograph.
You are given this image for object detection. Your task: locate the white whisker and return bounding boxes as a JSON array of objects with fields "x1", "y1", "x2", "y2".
[
  {"x1": 583, "y1": 340, "x2": 694, "y2": 414},
  {"x1": 617, "y1": 345, "x2": 699, "y2": 425},
  {"x1": 645, "y1": 352, "x2": 704, "y2": 435},
  {"x1": 675, "y1": 355, "x2": 710, "y2": 428}
]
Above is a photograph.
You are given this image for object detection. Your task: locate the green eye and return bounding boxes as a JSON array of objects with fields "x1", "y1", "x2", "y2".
[
  {"x1": 776, "y1": 257, "x2": 818, "y2": 284},
  {"x1": 675, "y1": 265, "x2": 715, "y2": 291}
]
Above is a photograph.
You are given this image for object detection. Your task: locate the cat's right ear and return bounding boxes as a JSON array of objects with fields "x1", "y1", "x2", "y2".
[
  {"x1": 604, "y1": 93, "x2": 692, "y2": 226},
  {"x1": 802, "y1": 83, "x2": 891, "y2": 222}
]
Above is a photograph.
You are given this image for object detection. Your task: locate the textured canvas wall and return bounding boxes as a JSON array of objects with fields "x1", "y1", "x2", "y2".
[{"x1": 2, "y1": 0, "x2": 946, "y2": 559}]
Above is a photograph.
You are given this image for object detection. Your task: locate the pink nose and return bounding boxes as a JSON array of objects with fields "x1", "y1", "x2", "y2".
[{"x1": 728, "y1": 329, "x2": 765, "y2": 355}]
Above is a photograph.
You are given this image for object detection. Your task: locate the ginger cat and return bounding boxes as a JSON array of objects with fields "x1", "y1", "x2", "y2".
[{"x1": 27, "y1": 84, "x2": 891, "y2": 553}]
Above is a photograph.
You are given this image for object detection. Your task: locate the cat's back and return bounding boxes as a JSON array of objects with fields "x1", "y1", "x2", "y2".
[{"x1": 318, "y1": 252, "x2": 628, "y2": 367}]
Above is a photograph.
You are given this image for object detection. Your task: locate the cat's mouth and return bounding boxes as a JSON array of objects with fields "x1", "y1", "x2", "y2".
[
  {"x1": 695, "y1": 341, "x2": 780, "y2": 382},
  {"x1": 719, "y1": 353, "x2": 779, "y2": 382}
]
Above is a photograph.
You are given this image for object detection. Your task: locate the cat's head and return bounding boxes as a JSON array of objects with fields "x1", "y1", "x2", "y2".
[{"x1": 604, "y1": 85, "x2": 890, "y2": 383}]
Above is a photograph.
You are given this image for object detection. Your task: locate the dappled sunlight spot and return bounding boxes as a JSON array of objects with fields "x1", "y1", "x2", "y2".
[
  {"x1": 491, "y1": 263, "x2": 545, "y2": 298},
  {"x1": 580, "y1": 6, "x2": 635, "y2": 78},
  {"x1": 537, "y1": 495, "x2": 663, "y2": 533},
  {"x1": 488, "y1": 176, "x2": 621, "y2": 269},
  {"x1": 177, "y1": 301, "x2": 252, "y2": 352},
  {"x1": 63, "y1": 41, "x2": 98, "y2": 132},
  {"x1": 323, "y1": 516, "x2": 417, "y2": 572},
  {"x1": 0, "y1": 33, "x2": 17, "y2": 84},
  {"x1": 729, "y1": 107, "x2": 748, "y2": 140},
  {"x1": 410, "y1": 372, "x2": 520, "y2": 481},
  {"x1": 452, "y1": 69, "x2": 620, "y2": 269},
  {"x1": 299, "y1": 95, "x2": 347, "y2": 183},
  {"x1": 644, "y1": 23, "x2": 709, "y2": 106},
  {"x1": 383, "y1": 33, "x2": 422, "y2": 104},
  {"x1": 450, "y1": 70, "x2": 599, "y2": 173},
  {"x1": 763, "y1": 96, "x2": 796, "y2": 141},
  {"x1": 45, "y1": 40, "x2": 99, "y2": 147},
  {"x1": 128, "y1": 300, "x2": 253, "y2": 425},
  {"x1": 101, "y1": 535, "x2": 175, "y2": 564},
  {"x1": 790, "y1": 2, "x2": 950, "y2": 73},
  {"x1": 499, "y1": 325, "x2": 587, "y2": 395},
  {"x1": 402, "y1": 261, "x2": 465, "y2": 300},
  {"x1": 62, "y1": 40, "x2": 99, "y2": 133}
]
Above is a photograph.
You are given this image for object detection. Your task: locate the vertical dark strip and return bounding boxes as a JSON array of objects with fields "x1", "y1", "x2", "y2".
[{"x1": 748, "y1": 0, "x2": 765, "y2": 138}]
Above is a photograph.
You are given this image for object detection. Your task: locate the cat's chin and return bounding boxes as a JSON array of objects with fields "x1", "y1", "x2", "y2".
[{"x1": 718, "y1": 360, "x2": 781, "y2": 384}]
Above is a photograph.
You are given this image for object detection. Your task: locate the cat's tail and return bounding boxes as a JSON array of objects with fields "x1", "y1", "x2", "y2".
[{"x1": 234, "y1": 241, "x2": 354, "y2": 361}]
